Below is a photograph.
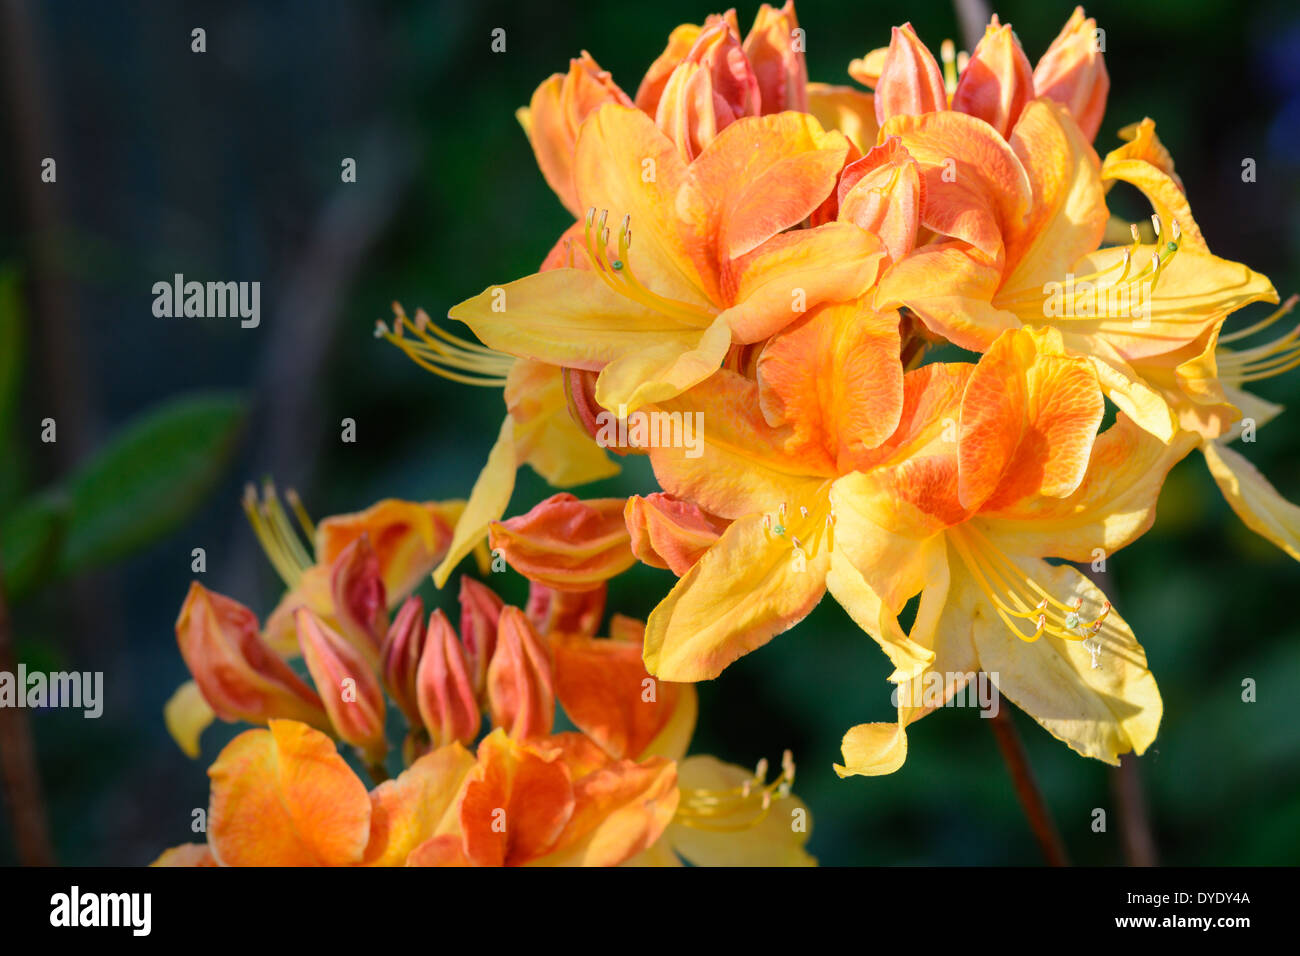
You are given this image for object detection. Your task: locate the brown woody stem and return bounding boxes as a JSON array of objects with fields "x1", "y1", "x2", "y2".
[{"x1": 987, "y1": 690, "x2": 1070, "y2": 866}]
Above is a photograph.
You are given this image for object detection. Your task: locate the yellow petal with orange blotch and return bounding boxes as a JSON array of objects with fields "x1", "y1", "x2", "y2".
[
  {"x1": 723, "y1": 222, "x2": 885, "y2": 344},
  {"x1": 649, "y1": 370, "x2": 832, "y2": 520},
  {"x1": 757, "y1": 301, "x2": 903, "y2": 472},
  {"x1": 643, "y1": 500, "x2": 832, "y2": 682},
  {"x1": 1003, "y1": 98, "x2": 1109, "y2": 292},
  {"x1": 208, "y1": 720, "x2": 372, "y2": 867},
  {"x1": 958, "y1": 327, "x2": 1103, "y2": 512},
  {"x1": 362, "y1": 743, "x2": 476, "y2": 866},
  {"x1": 981, "y1": 413, "x2": 1197, "y2": 561},
  {"x1": 1203, "y1": 440, "x2": 1300, "y2": 562}
]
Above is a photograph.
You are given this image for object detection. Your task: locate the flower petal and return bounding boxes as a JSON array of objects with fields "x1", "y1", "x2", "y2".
[
  {"x1": 490, "y1": 493, "x2": 636, "y2": 591},
  {"x1": 666, "y1": 755, "x2": 815, "y2": 865},
  {"x1": 1202, "y1": 440, "x2": 1300, "y2": 562},
  {"x1": 208, "y1": 720, "x2": 372, "y2": 866},
  {"x1": 164, "y1": 679, "x2": 215, "y2": 759},
  {"x1": 644, "y1": 502, "x2": 831, "y2": 682},
  {"x1": 362, "y1": 743, "x2": 476, "y2": 866},
  {"x1": 970, "y1": 557, "x2": 1161, "y2": 765}
]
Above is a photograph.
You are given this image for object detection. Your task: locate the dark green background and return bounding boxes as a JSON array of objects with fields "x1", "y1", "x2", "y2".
[{"x1": 1, "y1": 0, "x2": 1297, "y2": 865}]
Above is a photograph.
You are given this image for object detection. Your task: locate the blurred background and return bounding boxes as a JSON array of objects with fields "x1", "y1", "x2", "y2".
[{"x1": 1, "y1": 0, "x2": 1297, "y2": 866}]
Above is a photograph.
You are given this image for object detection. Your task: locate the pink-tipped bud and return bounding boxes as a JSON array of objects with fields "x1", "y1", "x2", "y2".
[
  {"x1": 743, "y1": 1, "x2": 809, "y2": 114},
  {"x1": 416, "y1": 609, "x2": 481, "y2": 748},
  {"x1": 525, "y1": 581, "x2": 606, "y2": 639},
  {"x1": 175, "y1": 582, "x2": 329, "y2": 731},
  {"x1": 486, "y1": 607, "x2": 555, "y2": 740},
  {"x1": 379, "y1": 595, "x2": 425, "y2": 727},
  {"x1": 458, "y1": 577, "x2": 504, "y2": 697},
  {"x1": 1032, "y1": 6, "x2": 1109, "y2": 142},
  {"x1": 952, "y1": 17, "x2": 1034, "y2": 138},
  {"x1": 652, "y1": 16, "x2": 761, "y2": 160},
  {"x1": 874, "y1": 23, "x2": 948, "y2": 127},
  {"x1": 295, "y1": 607, "x2": 388, "y2": 764},
  {"x1": 328, "y1": 533, "x2": 388, "y2": 667}
]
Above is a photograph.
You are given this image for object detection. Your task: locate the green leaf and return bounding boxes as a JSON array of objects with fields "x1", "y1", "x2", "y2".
[
  {"x1": 55, "y1": 392, "x2": 247, "y2": 575},
  {"x1": 0, "y1": 491, "x2": 68, "y2": 601}
]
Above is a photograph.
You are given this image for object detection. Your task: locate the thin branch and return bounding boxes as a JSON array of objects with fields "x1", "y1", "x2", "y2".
[
  {"x1": 1110, "y1": 754, "x2": 1158, "y2": 866},
  {"x1": 987, "y1": 689, "x2": 1070, "y2": 866},
  {"x1": 0, "y1": 554, "x2": 55, "y2": 865}
]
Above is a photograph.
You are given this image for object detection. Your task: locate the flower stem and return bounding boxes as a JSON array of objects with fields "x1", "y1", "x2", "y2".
[{"x1": 987, "y1": 690, "x2": 1069, "y2": 866}]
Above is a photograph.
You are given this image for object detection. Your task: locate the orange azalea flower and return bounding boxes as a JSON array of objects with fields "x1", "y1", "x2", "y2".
[
  {"x1": 520, "y1": 3, "x2": 809, "y2": 215},
  {"x1": 164, "y1": 485, "x2": 463, "y2": 757},
  {"x1": 153, "y1": 719, "x2": 676, "y2": 868},
  {"x1": 157, "y1": 581, "x2": 813, "y2": 866},
  {"x1": 546, "y1": 614, "x2": 814, "y2": 865},
  {"x1": 640, "y1": 323, "x2": 1193, "y2": 774}
]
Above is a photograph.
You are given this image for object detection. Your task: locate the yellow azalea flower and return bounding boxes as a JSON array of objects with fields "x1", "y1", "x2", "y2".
[
  {"x1": 640, "y1": 323, "x2": 1193, "y2": 774},
  {"x1": 1092, "y1": 121, "x2": 1300, "y2": 563},
  {"x1": 446, "y1": 104, "x2": 882, "y2": 418},
  {"x1": 873, "y1": 98, "x2": 1277, "y2": 443}
]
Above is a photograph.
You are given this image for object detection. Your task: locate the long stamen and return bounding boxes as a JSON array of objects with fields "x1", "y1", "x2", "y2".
[
  {"x1": 1219, "y1": 294, "x2": 1298, "y2": 343},
  {"x1": 674, "y1": 750, "x2": 797, "y2": 832},
  {"x1": 580, "y1": 207, "x2": 716, "y2": 328},
  {"x1": 951, "y1": 525, "x2": 1110, "y2": 644},
  {"x1": 1218, "y1": 295, "x2": 1300, "y2": 385},
  {"x1": 376, "y1": 303, "x2": 513, "y2": 387},
  {"x1": 242, "y1": 482, "x2": 315, "y2": 587},
  {"x1": 998, "y1": 220, "x2": 1182, "y2": 314}
]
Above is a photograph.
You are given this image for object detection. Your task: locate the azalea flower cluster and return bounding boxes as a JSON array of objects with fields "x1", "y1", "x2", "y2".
[
  {"x1": 378, "y1": 4, "x2": 1297, "y2": 777},
  {"x1": 157, "y1": 3, "x2": 1299, "y2": 866},
  {"x1": 156, "y1": 487, "x2": 811, "y2": 866}
]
